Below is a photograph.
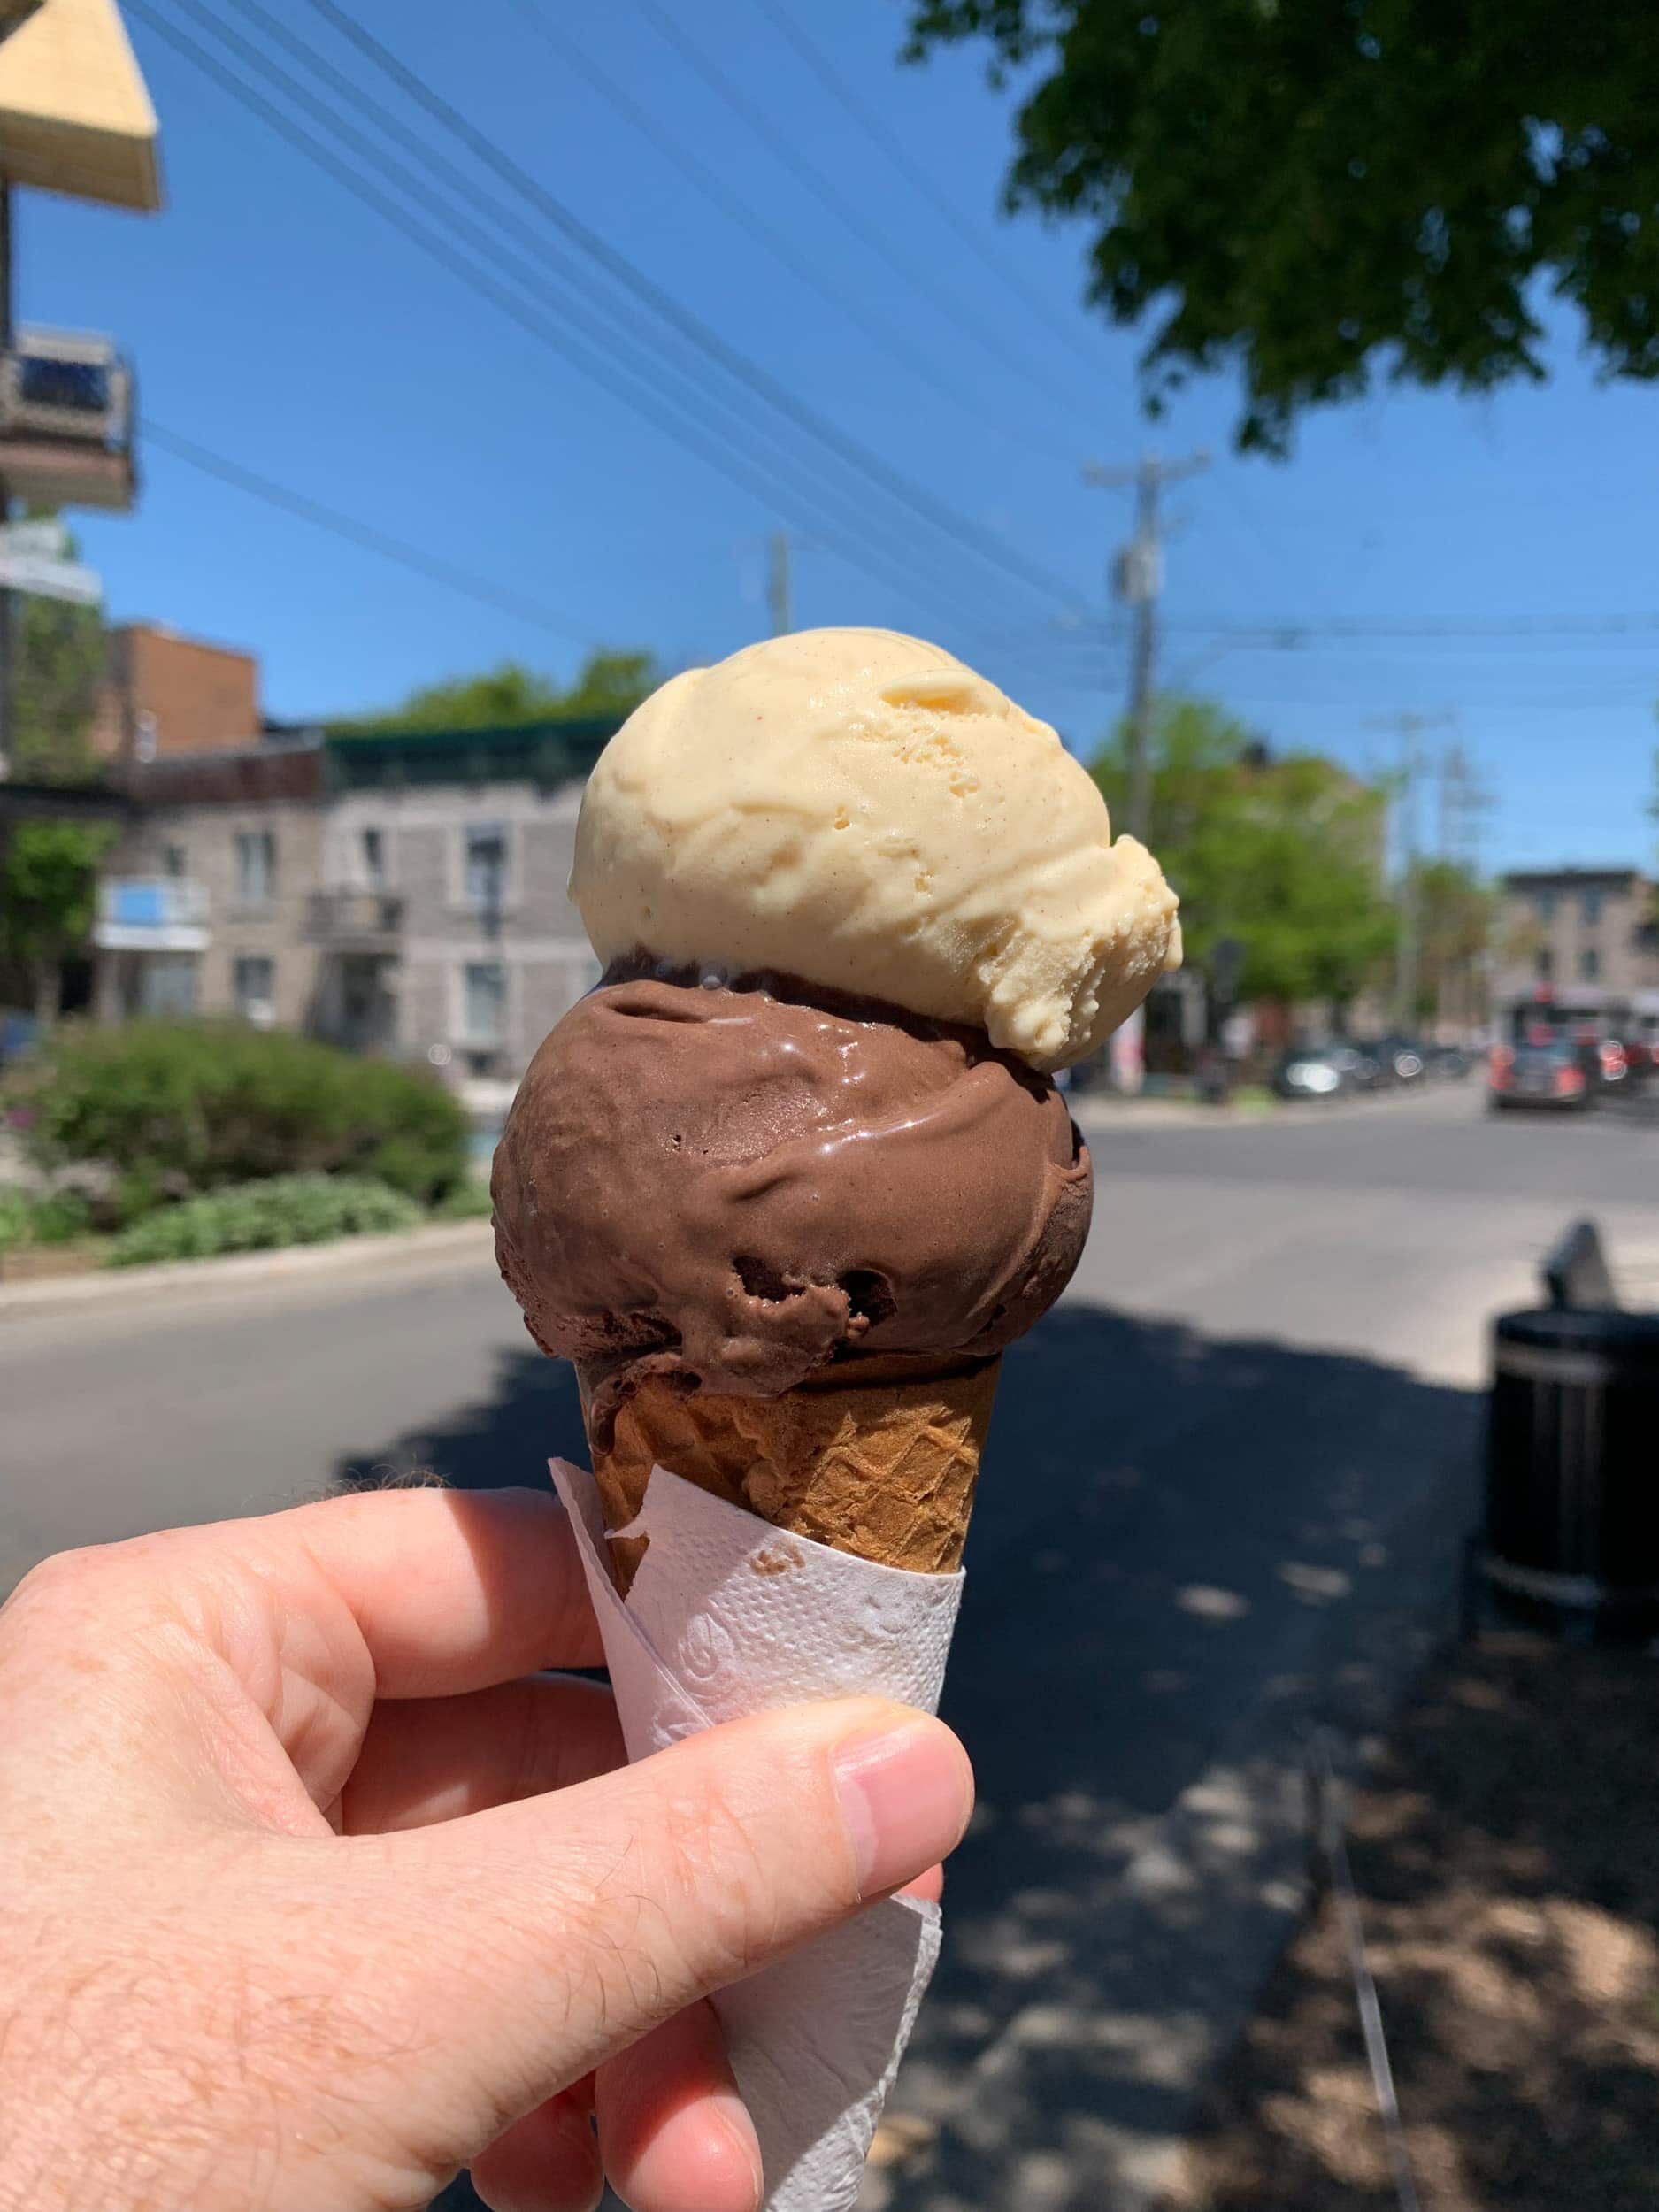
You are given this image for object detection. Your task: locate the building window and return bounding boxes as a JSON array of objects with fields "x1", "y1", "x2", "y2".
[
  {"x1": 161, "y1": 841, "x2": 188, "y2": 879},
  {"x1": 233, "y1": 955, "x2": 275, "y2": 1020},
  {"x1": 464, "y1": 823, "x2": 507, "y2": 911},
  {"x1": 139, "y1": 954, "x2": 198, "y2": 1017},
  {"x1": 1582, "y1": 889, "x2": 1602, "y2": 925},
  {"x1": 1535, "y1": 947, "x2": 1553, "y2": 980},
  {"x1": 463, "y1": 960, "x2": 505, "y2": 1041},
  {"x1": 1579, "y1": 947, "x2": 1601, "y2": 983},
  {"x1": 361, "y1": 826, "x2": 386, "y2": 888},
  {"x1": 1533, "y1": 891, "x2": 1555, "y2": 922},
  {"x1": 234, "y1": 829, "x2": 276, "y2": 908}
]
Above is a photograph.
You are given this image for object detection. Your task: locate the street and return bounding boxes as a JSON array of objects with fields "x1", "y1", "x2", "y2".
[{"x1": 5, "y1": 1082, "x2": 1659, "y2": 2208}]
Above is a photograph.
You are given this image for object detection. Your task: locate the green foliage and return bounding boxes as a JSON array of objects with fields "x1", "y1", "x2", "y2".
[
  {"x1": 108, "y1": 1174, "x2": 420, "y2": 1267},
  {"x1": 904, "y1": 1, "x2": 1659, "y2": 452},
  {"x1": 0, "y1": 1185, "x2": 93, "y2": 1252},
  {"x1": 431, "y1": 1176, "x2": 495, "y2": 1221},
  {"x1": 1093, "y1": 696, "x2": 1396, "y2": 1003},
  {"x1": 1416, "y1": 857, "x2": 1496, "y2": 1020},
  {"x1": 333, "y1": 649, "x2": 660, "y2": 735},
  {"x1": 14, "y1": 1020, "x2": 469, "y2": 1205},
  {"x1": 9, "y1": 515, "x2": 105, "y2": 782},
  {"x1": 0, "y1": 819, "x2": 116, "y2": 1018}
]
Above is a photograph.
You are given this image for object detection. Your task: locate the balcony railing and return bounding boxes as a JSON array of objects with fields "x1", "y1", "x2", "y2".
[
  {"x1": 308, "y1": 888, "x2": 406, "y2": 944},
  {"x1": 94, "y1": 878, "x2": 210, "y2": 951}
]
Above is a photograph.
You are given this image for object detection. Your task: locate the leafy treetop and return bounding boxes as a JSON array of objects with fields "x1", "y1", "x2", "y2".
[
  {"x1": 332, "y1": 649, "x2": 661, "y2": 735},
  {"x1": 1092, "y1": 695, "x2": 1396, "y2": 1004},
  {"x1": 904, "y1": 1, "x2": 1659, "y2": 451}
]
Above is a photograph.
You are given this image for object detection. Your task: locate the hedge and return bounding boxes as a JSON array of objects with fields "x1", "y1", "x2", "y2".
[
  {"x1": 12, "y1": 1020, "x2": 469, "y2": 1212},
  {"x1": 108, "y1": 1174, "x2": 421, "y2": 1266}
]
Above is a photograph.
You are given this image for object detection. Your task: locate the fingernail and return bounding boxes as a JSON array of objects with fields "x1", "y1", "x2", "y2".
[{"x1": 833, "y1": 1720, "x2": 972, "y2": 1899}]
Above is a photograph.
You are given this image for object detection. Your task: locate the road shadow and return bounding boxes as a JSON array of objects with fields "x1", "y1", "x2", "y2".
[{"x1": 334, "y1": 1301, "x2": 1479, "y2": 2212}]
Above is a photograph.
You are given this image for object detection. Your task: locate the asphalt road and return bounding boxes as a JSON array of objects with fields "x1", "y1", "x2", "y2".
[{"x1": 6, "y1": 1080, "x2": 1659, "y2": 2208}]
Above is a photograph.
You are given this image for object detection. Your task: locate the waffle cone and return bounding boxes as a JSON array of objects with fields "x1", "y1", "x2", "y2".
[{"x1": 578, "y1": 1357, "x2": 999, "y2": 1590}]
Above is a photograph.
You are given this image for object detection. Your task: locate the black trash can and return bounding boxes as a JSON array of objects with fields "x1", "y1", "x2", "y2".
[{"x1": 1484, "y1": 1306, "x2": 1659, "y2": 1638}]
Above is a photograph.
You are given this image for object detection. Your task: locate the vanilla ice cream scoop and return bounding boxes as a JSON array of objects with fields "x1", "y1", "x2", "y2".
[{"x1": 569, "y1": 627, "x2": 1180, "y2": 1069}]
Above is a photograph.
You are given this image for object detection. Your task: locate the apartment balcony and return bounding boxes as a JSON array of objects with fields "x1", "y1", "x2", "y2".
[
  {"x1": 307, "y1": 887, "x2": 405, "y2": 950},
  {"x1": 94, "y1": 878, "x2": 209, "y2": 953}
]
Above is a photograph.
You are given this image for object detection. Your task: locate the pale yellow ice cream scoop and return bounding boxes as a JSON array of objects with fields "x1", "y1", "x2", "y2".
[{"x1": 568, "y1": 626, "x2": 1180, "y2": 1070}]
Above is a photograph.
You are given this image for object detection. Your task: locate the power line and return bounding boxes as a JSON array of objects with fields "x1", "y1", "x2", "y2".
[
  {"x1": 130, "y1": 1, "x2": 1061, "y2": 654},
  {"x1": 142, "y1": 420, "x2": 595, "y2": 639},
  {"x1": 204, "y1": 0, "x2": 1008, "y2": 627},
  {"x1": 745, "y1": 0, "x2": 1116, "y2": 390},
  {"x1": 296, "y1": 0, "x2": 1087, "y2": 613},
  {"x1": 627, "y1": 0, "x2": 1090, "y2": 423},
  {"x1": 503, "y1": 0, "x2": 1079, "y2": 470}
]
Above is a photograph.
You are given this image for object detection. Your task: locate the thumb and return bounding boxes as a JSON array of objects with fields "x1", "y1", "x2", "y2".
[{"x1": 364, "y1": 1695, "x2": 971, "y2": 2138}]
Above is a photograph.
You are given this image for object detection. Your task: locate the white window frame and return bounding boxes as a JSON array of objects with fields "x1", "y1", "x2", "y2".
[
  {"x1": 455, "y1": 818, "x2": 515, "y2": 914},
  {"x1": 233, "y1": 953, "x2": 276, "y2": 1017},
  {"x1": 459, "y1": 957, "x2": 508, "y2": 1045},
  {"x1": 234, "y1": 827, "x2": 277, "y2": 910}
]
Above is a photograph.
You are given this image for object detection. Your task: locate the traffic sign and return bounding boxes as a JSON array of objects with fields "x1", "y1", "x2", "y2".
[
  {"x1": 0, "y1": 516, "x2": 69, "y2": 560},
  {"x1": 0, "y1": 551, "x2": 100, "y2": 603}
]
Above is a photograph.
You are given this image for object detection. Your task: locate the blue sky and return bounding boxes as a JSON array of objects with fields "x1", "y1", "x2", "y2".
[{"x1": 35, "y1": 0, "x2": 1659, "y2": 871}]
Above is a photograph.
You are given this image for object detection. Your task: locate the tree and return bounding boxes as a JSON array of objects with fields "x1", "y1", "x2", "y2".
[
  {"x1": 904, "y1": 2, "x2": 1659, "y2": 452},
  {"x1": 1093, "y1": 696, "x2": 1396, "y2": 1008},
  {"x1": 7, "y1": 515, "x2": 104, "y2": 782},
  {"x1": 1416, "y1": 858, "x2": 1495, "y2": 1027},
  {"x1": 0, "y1": 819, "x2": 115, "y2": 1023},
  {"x1": 334, "y1": 649, "x2": 661, "y2": 735}
]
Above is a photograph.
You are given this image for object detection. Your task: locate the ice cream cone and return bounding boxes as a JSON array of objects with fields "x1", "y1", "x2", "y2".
[{"x1": 577, "y1": 1356, "x2": 999, "y2": 1590}]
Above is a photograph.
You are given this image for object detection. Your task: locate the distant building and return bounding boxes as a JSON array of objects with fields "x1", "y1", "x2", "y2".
[
  {"x1": 1493, "y1": 867, "x2": 1659, "y2": 1025},
  {"x1": 92, "y1": 717, "x2": 612, "y2": 1087},
  {"x1": 94, "y1": 737, "x2": 325, "y2": 1025},
  {"x1": 89, "y1": 622, "x2": 263, "y2": 767}
]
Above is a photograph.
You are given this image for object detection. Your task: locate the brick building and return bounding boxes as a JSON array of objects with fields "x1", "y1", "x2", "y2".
[{"x1": 89, "y1": 622, "x2": 262, "y2": 766}]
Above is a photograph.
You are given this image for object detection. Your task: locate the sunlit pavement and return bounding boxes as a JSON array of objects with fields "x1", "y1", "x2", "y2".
[{"x1": 6, "y1": 1082, "x2": 1659, "y2": 2210}]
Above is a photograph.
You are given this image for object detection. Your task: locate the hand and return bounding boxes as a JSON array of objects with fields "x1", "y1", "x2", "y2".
[{"x1": 0, "y1": 1487, "x2": 972, "y2": 2212}]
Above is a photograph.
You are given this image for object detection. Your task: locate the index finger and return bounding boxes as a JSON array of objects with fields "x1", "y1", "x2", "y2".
[{"x1": 282, "y1": 1484, "x2": 604, "y2": 1692}]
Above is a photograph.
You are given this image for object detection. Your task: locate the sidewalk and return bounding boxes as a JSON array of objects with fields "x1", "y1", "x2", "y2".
[{"x1": 0, "y1": 1217, "x2": 494, "y2": 1323}]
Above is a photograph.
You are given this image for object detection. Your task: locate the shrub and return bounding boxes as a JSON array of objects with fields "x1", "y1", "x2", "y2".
[
  {"x1": 0, "y1": 1186, "x2": 93, "y2": 1251},
  {"x1": 431, "y1": 1176, "x2": 495, "y2": 1221},
  {"x1": 14, "y1": 1021, "x2": 469, "y2": 1207},
  {"x1": 108, "y1": 1174, "x2": 421, "y2": 1266}
]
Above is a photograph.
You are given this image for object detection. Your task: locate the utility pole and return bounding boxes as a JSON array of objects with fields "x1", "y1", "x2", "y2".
[
  {"x1": 765, "y1": 530, "x2": 793, "y2": 638},
  {"x1": 1435, "y1": 740, "x2": 1497, "y2": 1031},
  {"x1": 1369, "y1": 710, "x2": 1453, "y2": 1031},
  {"x1": 1082, "y1": 448, "x2": 1210, "y2": 841}
]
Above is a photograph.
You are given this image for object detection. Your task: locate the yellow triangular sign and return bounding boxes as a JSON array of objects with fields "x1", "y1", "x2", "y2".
[{"x1": 0, "y1": 0, "x2": 162, "y2": 211}]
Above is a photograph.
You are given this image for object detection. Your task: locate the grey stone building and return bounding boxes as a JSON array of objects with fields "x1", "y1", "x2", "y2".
[
  {"x1": 1493, "y1": 865, "x2": 1659, "y2": 1023},
  {"x1": 93, "y1": 718, "x2": 614, "y2": 1083},
  {"x1": 94, "y1": 741, "x2": 327, "y2": 1028}
]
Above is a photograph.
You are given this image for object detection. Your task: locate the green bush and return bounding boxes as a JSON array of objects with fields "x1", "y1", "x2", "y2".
[
  {"x1": 0, "y1": 1186, "x2": 93, "y2": 1251},
  {"x1": 108, "y1": 1174, "x2": 421, "y2": 1267},
  {"x1": 431, "y1": 1176, "x2": 495, "y2": 1222},
  {"x1": 15, "y1": 1021, "x2": 469, "y2": 1208}
]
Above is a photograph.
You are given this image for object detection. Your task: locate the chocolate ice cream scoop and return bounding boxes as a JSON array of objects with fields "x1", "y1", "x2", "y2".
[{"x1": 491, "y1": 974, "x2": 1091, "y2": 1403}]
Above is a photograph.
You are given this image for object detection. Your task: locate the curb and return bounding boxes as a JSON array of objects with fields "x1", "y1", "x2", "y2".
[{"x1": 0, "y1": 1217, "x2": 495, "y2": 1320}]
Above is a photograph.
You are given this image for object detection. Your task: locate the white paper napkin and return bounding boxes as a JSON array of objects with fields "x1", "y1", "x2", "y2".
[{"x1": 549, "y1": 1457, "x2": 964, "y2": 2212}]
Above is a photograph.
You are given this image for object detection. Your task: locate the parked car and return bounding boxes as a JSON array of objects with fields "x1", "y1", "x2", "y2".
[
  {"x1": 1425, "y1": 1044, "x2": 1473, "y2": 1081},
  {"x1": 1489, "y1": 1040, "x2": 1592, "y2": 1111},
  {"x1": 1372, "y1": 1034, "x2": 1428, "y2": 1084},
  {"x1": 1272, "y1": 1045, "x2": 1376, "y2": 1099}
]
